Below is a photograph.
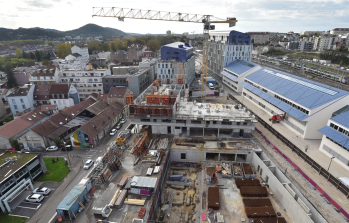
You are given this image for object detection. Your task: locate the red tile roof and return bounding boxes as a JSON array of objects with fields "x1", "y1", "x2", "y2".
[
  {"x1": 60, "y1": 97, "x2": 96, "y2": 118},
  {"x1": 0, "y1": 108, "x2": 48, "y2": 139},
  {"x1": 31, "y1": 119, "x2": 58, "y2": 137},
  {"x1": 97, "y1": 93, "x2": 108, "y2": 102},
  {"x1": 40, "y1": 105, "x2": 57, "y2": 111},
  {"x1": 32, "y1": 65, "x2": 56, "y2": 77},
  {"x1": 34, "y1": 84, "x2": 51, "y2": 100}
]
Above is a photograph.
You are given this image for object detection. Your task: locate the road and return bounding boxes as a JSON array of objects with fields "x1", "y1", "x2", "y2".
[{"x1": 35, "y1": 119, "x2": 131, "y2": 223}]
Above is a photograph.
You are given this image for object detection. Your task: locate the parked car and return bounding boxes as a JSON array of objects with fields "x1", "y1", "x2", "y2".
[
  {"x1": 110, "y1": 129, "x2": 117, "y2": 136},
  {"x1": 83, "y1": 159, "x2": 94, "y2": 169},
  {"x1": 61, "y1": 145, "x2": 72, "y2": 151},
  {"x1": 116, "y1": 123, "x2": 122, "y2": 130},
  {"x1": 26, "y1": 194, "x2": 44, "y2": 203},
  {"x1": 6, "y1": 148, "x2": 20, "y2": 152},
  {"x1": 46, "y1": 146, "x2": 58, "y2": 151},
  {"x1": 120, "y1": 118, "x2": 126, "y2": 124},
  {"x1": 33, "y1": 187, "x2": 51, "y2": 195}
]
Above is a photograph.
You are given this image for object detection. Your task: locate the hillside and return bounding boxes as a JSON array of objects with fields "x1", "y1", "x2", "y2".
[
  {"x1": 0, "y1": 24, "x2": 127, "y2": 41},
  {"x1": 65, "y1": 24, "x2": 126, "y2": 37}
]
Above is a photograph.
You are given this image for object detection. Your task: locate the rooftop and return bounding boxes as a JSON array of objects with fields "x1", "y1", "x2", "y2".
[
  {"x1": 331, "y1": 110, "x2": 349, "y2": 129},
  {"x1": 0, "y1": 152, "x2": 38, "y2": 183},
  {"x1": 222, "y1": 60, "x2": 257, "y2": 80},
  {"x1": 175, "y1": 102, "x2": 257, "y2": 122},
  {"x1": 49, "y1": 84, "x2": 70, "y2": 95},
  {"x1": 318, "y1": 126, "x2": 349, "y2": 150},
  {"x1": 126, "y1": 176, "x2": 157, "y2": 188},
  {"x1": 0, "y1": 108, "x2": 48, "y2": 139},
  {"x1": 7, "y1": 85, "x2": 31, "y2": 97},
  {"x1": 57, "y1": 185, "x2": 86, "y2": 210},
  {"x1": 245, "y1": 68, "x2": 349, "y2": 110},
  {"x1": 163, "y1": 42, "x2": 192, "y2": 50}
]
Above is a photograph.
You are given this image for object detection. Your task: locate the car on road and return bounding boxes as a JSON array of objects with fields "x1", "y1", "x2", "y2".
[
  {"x1": 33, "y1": 187, "x2": 51, "y2": 195},
  {"x1": 110, "y1": 129, "x2": 117, "y2": 136},
  {"x1": 120, "y1": 118, "x2": 126, "y2": 124},
  {"x1": 26, "y1": 194, "x2": 44, "y2": 203},
  {"x1": 61, "y1": 145, "x2": 72, "y2": 151},
  {"x1": 46, "y1": 146, "x2": 58, "y2": 151},
  {"x1": 83, "y1": 159, "x2": 94, "y2": 169},
  {"x1": 116, "y1": 123, "x2": 122, "y2": 130}
]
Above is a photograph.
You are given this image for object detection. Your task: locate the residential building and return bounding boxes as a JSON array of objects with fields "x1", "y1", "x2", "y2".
[
  {"x1": 57, "y1": 65, "x2": 111, "y2": 101},
  {"x1": 166, "y1": 30, "x2": 171, "y2": 35},
  {"x1": 33, "y1": 84, "x2": 51, "y2": 105},
  {"x1": 71, "y1": 45, "x2": 89, "y2": 64},
  {"x1": 157, "y1": 42, "x2": 195, "y2": 84},
  {"x1": 207, "y1": 30, "x2": 252, "y2": 82},
  {"x1": 240, "y1": 67, "x2": 349, "y2": 139},
  {"x1": 286, "y1": 41, "x2": 300, "y2": 50},
  {"x1": 330, "y1": 28, "x2": 349, "y2": 35},
  {"x1": 30, "y1": 65, "x2": 59, "y2": 85},
  {"x1": 0, "y1": 99, "x2": 6, "y2": 118},
  {"x1": 0, "y1": 152, "x2": 47, "y2": 212},
  {"x1": 142, "y1": 51, "x2": 155, "y2": 58},
  {"x1": 129, "y1": 81, "x2": 257, "y2": 137},
  {"x1": 318, "y1": 106, "x2": 349, "y2": 168},
  {"x1": 313, "y1": 35, "x2": 332, "y2": 51},
  {"x1": 13, "y1": 72, "x2": 30, "y2": 85},
  {"x1": 48, "y1": 84, "x2": 79, "y2": 110},
  {"x1": 246, "y1": 32, "x2": 270, "y2": 44},
  {"x1": 300, "y1": 31, "x2": 322, "y2": 36},
  {"x1": 298, "y1": 41, "x2": 314, "y2": 52},
  {"x1": 98, "y1": 52, "x2": 111, "y2": 62},
  {"x1": 221, "y1": 59, "x2": 261, "y2": 93},
  {"x1": 7, "y1": 84, "x2": 35, "y2": 115},
  {"x1": 65, "y1": 53, "x2": 85, "y2": 64},
  {"x1": 110, "y1": 45, "x2": 143, "y2": 66},
  {"x1": 0, "y1": 108, "x2": 49, "y2": 148}
]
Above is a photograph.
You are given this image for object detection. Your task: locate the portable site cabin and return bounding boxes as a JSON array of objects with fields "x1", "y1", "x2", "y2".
[{"x1": 56, "y1": 185, "x2": 88, "y2": 220}]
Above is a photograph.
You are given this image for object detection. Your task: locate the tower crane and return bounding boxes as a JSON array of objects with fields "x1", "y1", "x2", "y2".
[{"x1": 92, "y1": 7, "x2": 237, "y2": 99}]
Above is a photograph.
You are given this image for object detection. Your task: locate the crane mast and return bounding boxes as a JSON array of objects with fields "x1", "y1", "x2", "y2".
[{"x1": 92, "y1": 7, "x2": 237, "y2": 99}]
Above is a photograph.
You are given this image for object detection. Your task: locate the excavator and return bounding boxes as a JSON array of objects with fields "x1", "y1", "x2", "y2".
[{"x1": 269, "y1": 113, "x2": 286, "y2": 123}]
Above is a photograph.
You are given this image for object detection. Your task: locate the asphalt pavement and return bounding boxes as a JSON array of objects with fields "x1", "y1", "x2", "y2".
[{"x1": 29, "y1": 120, "x2": 131, "y2": 223}]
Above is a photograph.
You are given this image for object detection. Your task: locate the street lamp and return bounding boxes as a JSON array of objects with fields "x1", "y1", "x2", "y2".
[
  {"x1": 63, "y1": 141, "x2": 71, "y2": 167},
  {"x1": 327, "y1": 156, "x2": 335, "y2": 171}
]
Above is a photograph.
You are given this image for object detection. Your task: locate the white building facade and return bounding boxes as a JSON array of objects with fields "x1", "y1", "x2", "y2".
[
  {"x1": 57, "y1": 67, "x2": 111, "y2": 101},
  {"x1": 71, "y1": 45, "x2": 89, "y2": 64},
  {"x1": 7, "y1": 85, "x2": 35, "y2": 115}
]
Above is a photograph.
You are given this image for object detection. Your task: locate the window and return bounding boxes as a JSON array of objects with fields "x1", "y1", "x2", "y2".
[
  {"x1": 14, "y1": 105, "x2": 18, "y2": 109},
  {"x1": 22, "y1": 105, "x2": 26, "y2": 109},
  {"x1": 12, "y1": 99, "x2": 15, "y2": 104},
  {"x1": 181, "y1": 153, "x2": 186, "y2": 160},
  {"x1": 20, "y1": 99, "x2": 24, "y2": 103}
]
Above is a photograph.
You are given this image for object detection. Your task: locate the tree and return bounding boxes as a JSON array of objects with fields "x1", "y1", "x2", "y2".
[
  {"x1": 29, "y1": 52, "x2": 36, "y2": 60},
  {"x1": 101, "y1": 42, "x2": 109, "y2": 52},
  {"x1": 56, "y1": 43, "x2": 72, "y2": 58},
  {"x1": 45, "y1": 52, "x2": 51, "y2": 60},
  {"x1": 42, "y1": 59, "x2": 49, "y2": 65},
  {"x1": 35, "y1": 50, "x2": 41, "y2": 61},
  {"x1": 54, "y1": 137, "x2": 62, "y2": 147},
  {"x1": 22, "y1": 51, "x2": 29, "y2": 59},
  {"x1": 10, "y1": 138, "x2": 19, "y2": 149},
  {"x1": 146, "y1": 39, "x2": 160, "y2": 52},
  {"x1": 45, "y1": 41, "x2": 55, "y2": 47},
  {"x1": 88, "y1": 41, "x2": 101, "y2": 54},
  {"x1": 5, "y1": 63, "x2": 18, "y2": 88},
  {"x1": 300, "y1": 34, "x2": 308, "y2": 38},
  {"x1": 15, "y1": 48, "x2": 23, "y2": 58}
]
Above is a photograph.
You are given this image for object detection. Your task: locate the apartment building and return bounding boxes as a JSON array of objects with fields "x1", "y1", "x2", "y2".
[
  {"x1": 7, "y1": 84, "x2": 35, "y2": 115},
  {"x1": 246, "y1": 32, "x2": 270, "y2": 44},
  {"x1": 207, "y1": 30, "x2": 252, "y2": 82},
  {"x1": 330, "y1": 28, "x2": 349, "y2": 35},
  {"x1": 298, "y1": 41, "x2": 314, "y2": 52},
  {"x1": 71, "y1": 45, "x2": 89, "y2": 64},
  {"x1": 313, "y1": 35, "x2": 332, "y2": 51},
  {"x1": 30, "y1": 65, "x2": 59, "y2": 85},
  {"x1": 157, "y1": 42, "x2": 195, "y2": 85},
  {"x1": 57, "y1": 65, "x2": 111, "y2": 101}
]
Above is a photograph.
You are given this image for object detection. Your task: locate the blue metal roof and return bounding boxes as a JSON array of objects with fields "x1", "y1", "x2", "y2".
[
  {"x1": 242, "y1": 82, "x2": 309, "y2": 121},
  {"x1": 57, "y1": 185, "x2": 87, "y2": 210},
  {"x1": 245, "y1": 68, "x2": 349, "y2": 110},
  {"x1": 221, "y1": 70, "x2": 238, "y2": 81},
  {"x1": 331, "y1": 110, "x2": 349, "y2": 129},
  {"x1": 224, "y1": 60, "x2": 257, "y2": 76},
  {"x1": 318, "y1": 126, "x2": 349, "y2": 150}
]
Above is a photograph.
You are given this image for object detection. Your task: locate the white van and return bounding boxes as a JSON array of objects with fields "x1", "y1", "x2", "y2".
[{"x1": 208, "y1": 83, "x2": 214, "y2": 90}]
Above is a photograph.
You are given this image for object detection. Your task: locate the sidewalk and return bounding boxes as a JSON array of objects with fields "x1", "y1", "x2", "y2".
[{"x1": 28, "y1": 156, "x2": 83, "y2": 223}]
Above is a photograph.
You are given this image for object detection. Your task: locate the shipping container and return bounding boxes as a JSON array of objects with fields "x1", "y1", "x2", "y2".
[
  {"x1": 56, "y1": 185, "x2": 88, "y2": 220},
  {"x1": 208, "y1": 187, "x2": 220, "y2": 210},
  {"x1": 78, "y1": 178, "x2": 92, "y2": 192},
  {"x1": 170, "y1": 174, "x2": 183, "y2": 181}
]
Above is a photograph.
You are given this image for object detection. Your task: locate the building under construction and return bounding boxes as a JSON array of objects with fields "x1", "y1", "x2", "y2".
[{"x1": 129, "y1": 79, "x2": 257, "y2": 138}]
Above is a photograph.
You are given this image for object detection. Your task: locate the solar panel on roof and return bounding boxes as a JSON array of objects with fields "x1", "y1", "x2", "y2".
[
  {"x1": 318, "y1": 126, "x2": 349, "y2": 150},
  {"x1": 263, "y1": 69, "x2": 338, "y2": 96}
]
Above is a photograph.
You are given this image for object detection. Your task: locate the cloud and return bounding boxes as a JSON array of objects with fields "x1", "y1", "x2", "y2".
[{"x1": 25, "y1": 0, "x2": 59, "y2": 8}]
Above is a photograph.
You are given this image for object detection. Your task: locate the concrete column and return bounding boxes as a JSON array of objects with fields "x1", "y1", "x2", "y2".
[
  {"x1": 218, "y1": 153, "x2": 221, "y2": 161},
  {"x1": 235, "y1": 154, "x2": 237, "y2": 162},
  {"x1": 217, "y1": 128, "x2": 220, "y2": 138},
  {"x1": 203, "y1": 128, "x2": 205, "y2": 136}
]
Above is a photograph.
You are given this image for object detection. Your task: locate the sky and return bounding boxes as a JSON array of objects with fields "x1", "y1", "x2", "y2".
[{"x1": 0, "y1": 0, "x2": 349, "y2": 34}]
